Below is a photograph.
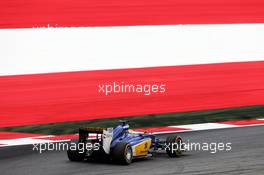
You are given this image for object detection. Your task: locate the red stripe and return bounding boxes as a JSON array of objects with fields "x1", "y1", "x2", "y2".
[
  {"x1": 133, "y1": 127, "x2": 190, "y2": 133},
  {"x1": 35, "y1": 134, "x2": 78, "y2": 141},
  {"x1": 219, "y1": 119, "x2": 264, "y2": 125},
  {"x1": 1, "y1": 0, "x2": 264, "y2": 28},
  {"x1": 0, "y1": 132, "x2": 45, "y2": 140},
  {"x1": 0, "y1": 61, "x2": 264, "y2": 128},
  {"x1": 36, "y1": 135, "x2": 97, "y2": 141}
]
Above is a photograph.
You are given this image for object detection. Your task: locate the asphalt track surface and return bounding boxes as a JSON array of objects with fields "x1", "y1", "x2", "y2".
[{"x1": 1, "y1": 125, "x2": 264, "y2": 175}]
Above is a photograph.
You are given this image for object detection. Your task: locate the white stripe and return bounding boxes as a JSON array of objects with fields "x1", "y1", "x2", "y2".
[
  {"x1": 0, "y1": 138, "x2": 56, "y2": 146},
  {"x1": 151, "y1": 122, "x2": 264, "y2": 134},
  {"x1": 170, "y1": 123, "x2": 238, "y2": 131},
  {"x1": 1, "y1": 24, "x2": 264, "y2": 75},
  {"x1": 0, "y1": 133, "x2": 97, "y2": 147}
]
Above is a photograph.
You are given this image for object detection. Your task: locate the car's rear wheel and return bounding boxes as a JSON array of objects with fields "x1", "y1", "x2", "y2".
[
  {"x1": 67, "y1": 140, "x2": 86, "y2": 161},
  {"x1": 166, "y1": 135, "x2": 183, "y2": 157},
  {"x1": 111, "y1": 142, "x2": 133, "y2": 165}
]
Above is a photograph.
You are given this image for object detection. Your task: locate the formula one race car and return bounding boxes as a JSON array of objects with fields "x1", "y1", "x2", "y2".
[{"x1": 67, "y1": 121, "x2": 184, "y2": 165}]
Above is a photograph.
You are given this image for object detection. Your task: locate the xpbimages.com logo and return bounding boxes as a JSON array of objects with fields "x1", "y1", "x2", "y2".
[
  {"x1": 32, "y1": 142, "x2": 100, "y2": 154},
  {"x1": 97, "y1": 82, "x2": 166, "y2": 96},
  {"x1": 165, "y1": 141, "x2": 232, "y2": 154}
]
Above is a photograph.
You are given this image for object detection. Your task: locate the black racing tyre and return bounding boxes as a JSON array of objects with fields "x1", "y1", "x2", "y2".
[
  {"x1": 67, "y1": 140, "x2": 86, "y2": 161},
  {"x1": 166, "y1": 135, "x2": 183, "y2": 157},
  {"x1": 111, "y1": 142, "x2": 133, "y2": 165}
]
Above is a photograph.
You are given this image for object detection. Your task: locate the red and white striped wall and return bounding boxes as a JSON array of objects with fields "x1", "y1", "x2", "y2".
[{"x1": 1, "y1": 0, "x2": 264, "y2": 127}]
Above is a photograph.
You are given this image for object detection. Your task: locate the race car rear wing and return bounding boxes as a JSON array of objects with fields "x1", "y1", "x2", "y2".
[{"x1": 79, "y1": 127, "x2": 106, "y2": 142}]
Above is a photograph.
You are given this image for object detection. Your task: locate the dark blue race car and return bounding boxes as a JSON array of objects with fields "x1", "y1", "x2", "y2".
[{"x1": 67, "y1": 121, "x2": 184, "y2": 165}]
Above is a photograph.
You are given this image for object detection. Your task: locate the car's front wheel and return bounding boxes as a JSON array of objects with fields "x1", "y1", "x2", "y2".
[{"x1": 166, "y1": 135, "x2": 183, "y2": 157}]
